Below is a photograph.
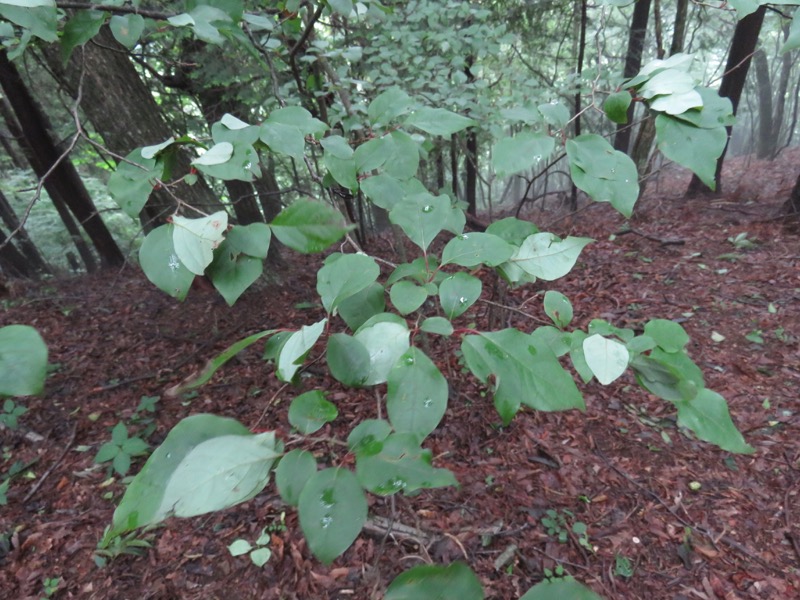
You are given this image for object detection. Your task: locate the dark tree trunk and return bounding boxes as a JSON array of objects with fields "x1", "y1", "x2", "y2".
[
  {"x1": 786, "y1": 171, "x2": 800, "y2": 215},
  {"x1": 686, "y1": 6, "x2": 766, "y2": 195},
  {"x1": 753, "y1": 49, "x2": 774, "y2": 159},
  {"x1": 669, "y1": 0, "x2": 689, "y2": 56},
  {"x1": 614, "y1": 0, "x2": 653, "y2": 154},
  {"x1": 464, "y1": 56, "x2": 478, "y2": 216},
  {"x1": 0, "y1": 189, "x2": 49, "y2": 275},
  {"x1": 450, "y1": 134, "x2": 459, "y2": 199},
  {"x1": 0, "y1": 225, "x2": 32, "y2": 278},
  {"x1": 40, "y1": 26, "x2": 224, "y2": 228},
  {"x1": 0, "y1": 121, "x2": 26, "y2": 169},
  {"x1": 0, "y1": 50, "x2": 123, "y2": 269},
  {"x1": 770, "y1": 27, "x2": 793, "y2": 158},
  {"x1": 569, "y1": 0, "x2": 588, "y2": 210}
]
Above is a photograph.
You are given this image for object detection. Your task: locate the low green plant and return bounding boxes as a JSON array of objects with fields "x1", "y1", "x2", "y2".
[
  {"x1": 614, "y1": 554, "x2": 634, "y2": 578},
  {"x1": 94, "y1": 529, "x2": 153, "y2": 567},
  {"x1": 0, "y1": 399, "x2": 27, "y2": 429},
  {"x1": 94, "y1": 422, "x2": 149, "y2": 477},
  {"x1": 727, "y1": 232, "x2": 757, "y2": 250},
  {"x1": 40, "y1": 576, "x2": 60, "y2": 599},
  {"x1": 228, "y1": 527, "x2": 273, "y2": 567}
]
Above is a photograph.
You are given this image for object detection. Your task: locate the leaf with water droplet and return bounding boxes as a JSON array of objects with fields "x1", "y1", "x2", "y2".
[
  {"x1": 387, "y1": 347, "x2": 448, "y2": 441},
  {"x1": 438, "y1": 272, "x2": 481, "y2": 319},
  {"x1": 441, "y1": 232, "x2": 514, "y2": 268}
]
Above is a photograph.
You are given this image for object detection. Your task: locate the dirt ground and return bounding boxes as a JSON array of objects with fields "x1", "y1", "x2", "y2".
[{"x1": 1, "y1": 150, "x2": 799, "y2": 599}]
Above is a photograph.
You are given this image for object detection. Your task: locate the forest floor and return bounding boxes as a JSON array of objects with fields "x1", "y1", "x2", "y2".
[{"x1": 1, "y1": 150, "x2": 800, "y2": 600}]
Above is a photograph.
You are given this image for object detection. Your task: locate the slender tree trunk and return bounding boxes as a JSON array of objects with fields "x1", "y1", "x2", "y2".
[
  {"x1": 614, "y1": 0, "x2": 653, "y2": 154},
  {"x1": 0, "y1": 50, "x2": 123, "y2": 269},
  {"x1": 450, "y1": 134, "x2": 459, "y2": 199},
  {"x1": 753, "y1": 49, "x2": 774, "y2": 159},
  {"x1": 569, "y1": 0, "x2": 588, "y2": 210},
  {"x1": 686, "y1": 6, "x2": 766, "y2": 195},
  {"x1": 786, "y1": 171, "x2": 800, "y2": 214},
  {"x1": 0, "y1": 225, "x2": 32, "y2": 278},
  {"x1": 0, "y1": 123, "x2": 25, "y2": 169},
  {"x1": 669, "y1": 0, "x2": 689, "y2": 56},
  {"x1": 770, "y1": 28, "x2": 793, "y2": 158},
  {"x1": 0, "y1": 189, "x2": 49, "y2": 275},
  {"x1": 40, "y1": 26, "x2": 224, "y2": 227}
]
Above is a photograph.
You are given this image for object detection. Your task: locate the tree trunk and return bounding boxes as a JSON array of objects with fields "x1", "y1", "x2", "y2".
[
  {"x1": 450, "y1": 134, "x2": 459, "y2": 199},
  {"x1": 40, "y1": 26, "x2": 224, "y2": 227},
  {"x1": 0, "y1": 225, "x2": 32, "y2": 278},
  {"x1": 786, "y1": 171, "x2": 800, "y2": 215},
  {"x1": 0, "y1": 189, "x2": 49, "y2": 275},
  {"x1": 614, "y1": 0, "x2": 653, "y2": 154},
  {"x1": 569, "y1": 0, "x2": 588, "y2": 210},
  {"x1": 770, "y1": 28, "x2": 793, "y2": 158},
  {"x1": 0, "y1": 50, "x2": 124, "y2": 269},
  {"x1": 686, "y1": 6, "x2": 766, "y2": 195},
  {"x1": 753, "y1": 49, "x2": 774, "y2": 159},
  {"x1": 668, "y1": 0, "x2": 689, "y2": 57}
]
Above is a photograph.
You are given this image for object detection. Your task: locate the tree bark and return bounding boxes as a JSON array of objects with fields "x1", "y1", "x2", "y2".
[
  {"x1": 753, "y1": 49, "x2": 774, "y2": 159},
  {"x1": 569, "y1": 0, "x2": 588, "y2": 210},
  {"x1": 0, "y1": 50, "x2": 124, "y2": 269},
  {"x1": 686, "y1": 6, "x2": 766, "y2": 195},
  {"x1": 0, "y1": 189, "x2": 49, "y2": 275},
  {"x1": 614, "y1": 0, "x2": 653, "y2": 154}
]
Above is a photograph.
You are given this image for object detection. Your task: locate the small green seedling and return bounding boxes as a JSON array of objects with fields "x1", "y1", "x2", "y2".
[
  {"x1": 41, "y1": 576, "x2": 61, "y2": 598},
  {"x1": 228, "y1": 527, "x2": 273, "y2": 567},
  {"x1": 614, "y1": 554, "x2": 634, "y2": 578},
  {"x1": 95, "y1": 528, "x2": 153, "y2": 567},
  {"x1": 94, "y1": 422, "x2": 149, "y2": 476},
  {"x1": 727, "y1": 232, "x2": 756, "y2": 250},
  {"x1": 0, "y1": 399, "x2": 27, "y2": 429}
]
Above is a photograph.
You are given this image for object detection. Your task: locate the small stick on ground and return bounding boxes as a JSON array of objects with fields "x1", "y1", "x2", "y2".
[{"x1": 23, "y1": 421, "x2": 78, "y2": 504}]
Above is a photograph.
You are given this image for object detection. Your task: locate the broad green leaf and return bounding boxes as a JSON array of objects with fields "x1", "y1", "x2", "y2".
[
  {"x1": 655, "y1": 114, "x2": 726, "y2": 190},
  {"x1": 354, "y1": 136, "x2": 390, "y2": 173},
  {"x1": 324, "y1": 152, "x2": 358, "y2": 190},
  {"x1": 384, "y1": 131, "x2": 419, "y2": 179},
  {"x1": 588, "y1": 319, "x2": 635, "y2": 342},
  {"x1": 355, "y1": 433, "x2": 457, "y2": 495},
  {"x1": 360, "y1": 173, "x2": 406, "y2": 210},
  {"x1": 583, "y1": 334, "x2": 630, "y2": 385},
  {"x1": 328, "y1": 0, "x2": 354, "y2": 17},
  {"x1": 385, "y1": 562, "x2": 484, "y2": 600},
  {"x1": 420, "y1": 317, "x2": 454, "y2": 336},
  {"x1": 275, "y1": 450, "x2": 317, "y2": 506},
  {"x1": 519, "y1": 577, "x2": 603, "y2": 600},
  {"x1": 108, "y1": 148, "x2": 164, "y2": 218},
  {"x1": 543, "y1": 290, "x2": 573, "y2": 328},
  {"x1": 389, "y1": 281, "x2": 428, "y2": 315},
  {"x1": 626, "y1": 53, "x2": 695, "y2": 88},
  {"x1": 492, "y1": 132, "x2": 555, "y2": 178},
  {"x1": 269, "y1": 199, "x2": 352, "y2": 253},
  {"x1": 389, "y1": 192, "x2": 451, "y2": 251},
  {"x1": 639, "y1": 69, "x2": 696, "y2": 100},
  {"x1": 224, "y1": 223, "x2": 271, "y2": 258},
  {"x1": 317, "y1": 253, "x2": 380, "y2": 314},
  {"x1": 368, "y1": 88, "x2": 413, "y2": 127},
  {"x1": 288, "y1": 390, "x2": 338, "y2": 434},
  {"x1": 198, "y1": 141, "x2": 260, "y2": 182},
  {"x1": 537, "y1": 101, "x2": 571, "y2": 128},
  {"x1": 321, "y1": 135, "x2": 354, "y2": 159},
  {"x1": 61, "y1": 9, "x2": 104, "y2": 63},
  {"x1": 106, "y1": 415, "x2": 274, "y2": 540},
  {"x1": 277, "y1": 319, "x2": 326, "y2": 382},
  {"x1": 387, "y1": 347, "x2": 448, "y2": 441},
  {"x1": 0, "y1": 4, "x2": 57, "y2": 43},
  {"x1": 192, "y1": 142, "x2": 234, "y2": 166},
  {"x1": 207, "y1": 241, "x2": 262, "y2": 305},
  {"x1": 604, "y1": 90, "x2": 632, "y2": 124},
  {"x1": 141, "y1": 138, "x2": 175, "y2": 160},
  {"x1": 267, "y1": 106, "x2": 327, "y2": 136},
  {"x1": 569, "y1": 330, "x2": 594, "y2": 383},
  {"x1": 0, "y1": 325, "x2": 47, "y2": 397},
  {"x1": 228, "y1": 539, "x2": 252, "y2": 556},
  {"x1": 676, "y1": 389, "x2": 754, "y2": 454},
  {"x1": 338, "y1": 282, "x2": 385, "y2": 331},
  {"x1": 650, "y1": 89, "x2": 703, "y2": 115},
  {"x1": 220, "y1": 113, "x2": 251, "y2": 130},
  {"x1": 630, "y1": 353, "x2": 700, "y2": 402},
  {"x1": 347, "y1": 419, "x2": 392, "y2": 455},
  {"x1": 405, "y1": 107, "x2": 476, "y2": 136},
  {"x1": 441, "y1": 232, "x2": 514, "y2": 268},
  {"x1": 354, "y1": 317, "x2": 410, "y2": 385},
  {"x1": 172, "y1": 211, "x2": 228, "y2": 275},
  {"x1": 250, "y1": 547, "x2": 271, "y2": 566},
  {"x1": 109, "y1": 14, "x2": 145, "y2": 49},
  {"x1": 259, "y1": 121, "x2": 306, "y2": 160},
  {"x1": 530, "y1": 326, "x2": 571, "y2": 357},
  {"x1": 566, "y1": 135, "x2": 639, "y2": 217},
  {"x1": 439, "y1": 272, "x2": 481, "y2": 320},
  {"x1": 486, "y1": 217, "x2": 540, "y2": 245},
  {"x1": 512, "y1": 233, "x2": 592, "y2": 281},
  {"x1": 165, "y1": 329, "x2": 276, "y2": 396},
  {"x1": 326, "y1": 333, "x2": 371, "y2": 387},
  {"x1": 644, "y1": 319, "x2": 689, "y2": 353},
  {"x1": 139, "y1": 225, "x2": 195, "y2": 300},
  {"x1": 727, "y1": 0, "x2": 760, "y2": 18},
  {"x1": 386, "y1": 257, "x2": 431, "y2": 285},
  {"x1": 462, "y1": 329, "x2": 585, "y2": 424},
  {"x1": 298, "y1": 468, "x2": 367, "y2": 564},
  {"x1": 671, "y1": 88, "x2": 734, "y2": 129}
]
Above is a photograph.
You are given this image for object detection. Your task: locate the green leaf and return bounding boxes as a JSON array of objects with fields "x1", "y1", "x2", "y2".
[
  {"x1": 228, "y1": 539, "x2": 252, "y2": 556},
  {"x1": 347, "y1": 419, "x2": 392, "y2": 455},
  {"x1": 207, "y1": 240, "x2": 263, "y2": 306},
  {"x1": 107, "y1": 415, "x2": 275, "y2": 540},
  {"x1": 95, "y1": 442, "x2": 119, "y2": 464},
  {"x1": 486, "y1": 217, "x2": 540, "y2": 245},
  {"x1": 288, "y1": 390, "x2": 338, "y2": 434},
  {"x1": 324, "y1": 154, "x2": 358, "y2": 190},
  {"x1": 566, "y1": 135, "x2": 639, "y2": 217},
  {"x1": 354, "y1": 136, "x2": 390, "y2": 173},
  {"x1": 655, "y1": 114, "x2": 726, "y2": 190},
  {"x1": 389, "y1": 281, "x2": 428, "y2": 315},
  {"x1": 360, "y1": 174, "x2": 406, "y2": 210},
  {"x1": 298, "y1": 468, "x2": 367, "y2": 564},
  {"x1": 441, "y1": 232, "x2": 514, "y2": 268},
  {"x1": 355, "y1": 433, "x2": 457, "y2": 495},
  {"x1": 511, "y1": 233, "x2": 592, "y2": 281},
  {"x1": 277, "y1": 319, "x2": 326, "y2": 382},
  {"x1": 390, "y1": 192, "x2": 452, "y2": 251},
  {"x1": 267, "y1": 106, "x2": 327, "y2": 136},
  {"x1": 224, "y1": 223, "x2": 271, "y2": 258},
  {"x1": 385, "y1": 562, "x2": 484, "y2": 600},
  {"x1": 0, "y1": 325, "x2": 47, "y2": 397},
  {"x1": 439, "y1": 272, "x2": 481, "y2": 320},
  {"x1": 326, "y1": 333, "x2": 371, "y2": 387},
  {"x1": 139, "y1": 225, "x2": 195, "y2": 300},
  {"x1": 113, "y1": 452, "x2": 132, "y2": 476},
  {"x1": 109, "y1": 14, "x2": 145, "y2": 49},
  {"x1": 727, "y1": 0, "x2": 760, "y2": 18},
  {"x1": 583, "y1": 334, "x2": 630, "y2": 385},
  {"x1": 250, "y1": 547, "x2": 272, "y2": 566},
  {"x1": 537, "y1": 101, "x2": 571, "y2": 128},
  {"x1": 172, "y1": 211, "x2": 228, "y2": 276},
  {"x1": 676, "y1": 389, "x2": 754, "y2": 454},
  {"x1": 353, "y1": 316, "x2": 410, "y2": 385},
  {"x1": 492, "y1": 132, "x2": 555, "y2": 178},
  {"x1": 569, "y1": 330, "x2": 594, "y2": 383},
  {"x1": 644, "y1": 319, "x2": 689, "y2": 353},
  {"x1": 0, "y1": 4, "x2": 57, "y2": 43},
  {"x1": 108, "y1": 148, "x2": 164, "y2": 218},
  {"x1": 519, "y1": 577, "x2": 603, "y2": 600},
  {"x1": 337, "y1": 283, "x2": 386, "y2": 331},
  {"x1": 317, "y1": 253, "x2": 380, "y2": 314},
  {"x1": 543, "y1": 290, "x2": 573, "y2": 328},
  {"x1": 671, "y1": 88, "x2": 735, "y2": 129},
  {"x1": 384, "y1": 131, "x2": 419, "y2": 179},
  {"x1": 405, "y1": 107, "x2": 476, "y2": 136},
  {"x1": 387, "y1": 347, "x2": 448, "y2": 441},
  {"x1": 270, "y1": 200, "x2": 352, "y2": 253},
  {"x1": 61, "y1": 9, "x2": 104, "y2": 63},
  {"x1": 328, "y1": 0, "x2": 354, "y2": 17},
  {"x1": 368, "y1": 88, "x2": 413, "y2": 127},
  {"x1": 192, "y1": 142, "x2": 234, "y2": 166},
  {"x1": 259, "y1": 121, "x2": 306, "y2": 160},
  {"x1": 604, "y1": 90, "x2": 632, "y2": 124},
  {"x1": 420, "y1": 317, "x2": 454, "y2": 336},
  {"x1": 462, "y1": 329, "x2": 585, "y2": 424},
  {"x1": 321, "y1": 135, "x2": 354, "y2": 159}
]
